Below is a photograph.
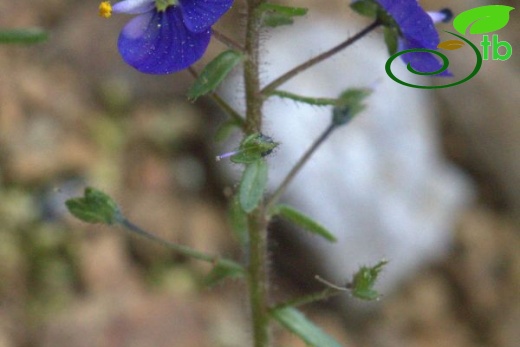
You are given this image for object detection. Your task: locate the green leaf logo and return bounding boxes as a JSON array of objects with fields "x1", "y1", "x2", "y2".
[{"x1": 453, "y1": 5, "x2": 515, "y2": 35}]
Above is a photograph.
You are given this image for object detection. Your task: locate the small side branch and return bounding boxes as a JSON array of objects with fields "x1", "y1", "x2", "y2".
[{"x1": 262, "y1": 21, "x2": 380, "y2": 96}]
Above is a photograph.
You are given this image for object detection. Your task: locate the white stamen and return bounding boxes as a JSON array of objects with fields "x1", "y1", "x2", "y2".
[{"x1": 427, "y1": 9, "x2": 453, "y2": 24}]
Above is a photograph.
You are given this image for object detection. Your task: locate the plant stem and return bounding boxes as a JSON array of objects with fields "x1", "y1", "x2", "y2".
[
  {"x1": 261, "y1": 20, "x2": 380, "y2": 96},
  {"x1": 187, "y1": 67, "x2": 246, "y2": 130},
  {"x1": 270, "y1": 287, "x2": 340, "y2": 311},
  {"x1": 120, "y1": 218, "x2": 244, "y2": 272},
  {"x1": 271, "y1": 90, "x2": 337, "y2": 106},
  {"x1": 212, "y1": 28, "x2": 245, "y2": 52},
  {"x1": 211, "y1": 93, "x2": 247, "y2": 130},
  {"x1": 244, "y1": 1, "x2": 270, "y2": 346},
  {"x1": 247, "y1": 208, "x2": 270, "y2": 347},
  {"x1": 266, "y1": 124, "x2": 337, "y2": 211},
  {"x1": 244, "y1": 0, "x2": 265, "y2": 134}
]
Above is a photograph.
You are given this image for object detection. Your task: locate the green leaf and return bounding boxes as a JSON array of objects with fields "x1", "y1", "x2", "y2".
[
  {"x1": 273, "y1": 204, "x2": 336, "y2": 242},
  {"x1": 259, "y1": 3, "x2": 308, "y2": 27},
  {"x1": 65, "y1": 187, "x2": 122, "y2": 225},
  {"x1": 214, "y1": 120, "x2": 241, "y2": 143},
  {"x1": 348, "y1": 259, "x2": 388, "y2": 300},
  {"x1": 262, "y1": 12, "x2": 294, "y2": 27},
  {"x1": 271, "y1": 307, "x2": 342, "y2": 347},
  {"x1": 271, "y1": 90, "x2": 337, "y2": 106},
  {"x1": 228, "y1": 196, "x2": 249, "y2": 247},
  {"x1": 453, "y1": 5, "x2": 515, "y2": 35},
  {"x1": 332, "y1": 88, "x2": 372, "y2": 126},
  {"x1": 239, "y1": 159, "x2": 268, "y2": 213},
  {"x1": 383, "y1": 26, "x2": 399, "y2": 55},
  {"x1": 187, "y1": 50, "x2": 244, "y2": 101},
  {"x1": 230, "y1": 133, "x2": 278, "y2": 164},
  {"x1": 0, "y1": 28, "x2": 48, "y2": 44},
  {"x1": 204, "y1": 260, "x2": 245, "y2": 287},
  {"x1": 259, "y1": 3, "x2": 308, "y2": 16},
  {"x1": 350, "y1": 0, "x2": 379, "y2": 18}
]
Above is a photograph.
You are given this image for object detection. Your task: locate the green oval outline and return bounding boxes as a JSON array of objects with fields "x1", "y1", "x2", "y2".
[
  {"x1": 406, "y1": 51, "x2": 450, "y2": 76},
  {"x1": 385, "y1": 31, "x2": 482, "y2": 89}
]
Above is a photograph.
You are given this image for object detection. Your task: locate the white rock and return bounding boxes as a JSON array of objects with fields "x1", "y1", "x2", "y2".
[{"x1": 222, "y1": 12, "x2": 473, "y2": 295}]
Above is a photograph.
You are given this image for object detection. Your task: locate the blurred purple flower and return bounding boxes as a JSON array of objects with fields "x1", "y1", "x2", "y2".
[
  {"x1": 353, "y1": 0, "x2": 453, "y2": 76},
  {"x1": 103, "y1": 0, "x2": 233, "y2": 74}
]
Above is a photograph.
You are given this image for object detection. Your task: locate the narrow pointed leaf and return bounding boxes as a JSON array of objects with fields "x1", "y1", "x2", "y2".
[
  {"x1": 259, "y1": 3, "x2": 308, "y2": 16},
  {"x1": 259, "y1": 3, "x2": 308, "y2": 27},
  {"x1": 0, "y1": 28, "x2": 48, "y2": 44},
  {"x1": 187, "y1": 50, "x2": 244, "y2": 101},
  {"x1": 271, "y1": 307, "x2": 342, "y2": 347},
  {"x1": 204, "y1": 260, "x2": 245, "y2": 287},
  {"x1": 228, "y1": 196, "x2": 249, "y2": 247},
  {"x1": 214, "y1": 120, "x2": 241, "y2": 142},
  {"x1": 239, "y1": 159, "x2": 268, "y2": 213},
  {"x1": 350, "y1": 0, "x2": 379, "y2": 18},
  {"x1": 271, "y1": 90, "x2": 336, "y2": 106},
  {"x1": 453, "y1": 5, "x2": 514, "y2": 35},
  {"x1": 273, "y1": 204, "x2": 336, "y2": 242},
  {"x1": 383, "y1": 27, "x2": 399, "y2": 55},
  {"x1": 332, "y1": 88, "x2": 372, "y2": 126}
]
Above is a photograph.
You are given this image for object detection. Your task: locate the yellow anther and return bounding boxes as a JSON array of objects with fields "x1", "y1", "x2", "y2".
[{"x1": 99, "y1": 1, "x2": 112, "y2": 18}]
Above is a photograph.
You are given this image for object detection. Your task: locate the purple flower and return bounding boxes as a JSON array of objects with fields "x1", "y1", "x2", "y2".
[
  {"x1": 101, "y1": 0, "x2": 234, "y2": 74},
  {"x1": 353, "y1": 0, "x2": 452, "y2": 76}
]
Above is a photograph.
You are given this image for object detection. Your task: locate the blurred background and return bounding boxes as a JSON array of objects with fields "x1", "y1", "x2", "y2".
[{"x1": 0, "y1": 0, "x2": 518, "y2": 346}]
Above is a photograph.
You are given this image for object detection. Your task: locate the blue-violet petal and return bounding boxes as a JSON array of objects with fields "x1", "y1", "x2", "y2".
[
  {"x1": 179, "y1": 0, "x2": 234, "y2": 33},
  {"x1": 374, "y1": 0, "x2": 451, "y2": 76},
  {"x1": 117, "y1": 7, "x2": 211, "y2": 74},
  {"x1": 399, "y1": 38, "x2": 452, "y2": 76},
  {"x1": 377, "y1": 0, "x2": 439, "y2": 49},
  {"x1": 112, "y1": 0, "x2": 155, "y2": 15}
]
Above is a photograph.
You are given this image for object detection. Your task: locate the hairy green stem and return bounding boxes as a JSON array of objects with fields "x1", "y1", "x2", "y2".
[
  {"x1": 247, "y1": 208, "x2": 270, "y2": 347},
  {"x1": 121, "y1": 218, "x2": 243, "y2": 272},
  {"x1": 187, "y1": 67, "x2": 246, "y2": 130},
  {"x1": 212, "y1": 28, "x2": 245, "y2": 52},
  {"x1": 244, "y1": 1, "x2": 270, "y2": 346},
  {"x1": 270, "y1": 287, "x2": 340, "y2": 311},
  {"x1": 211, "y1": 92, "x2": 247, "y2": 130},
  {"x1": 244, "y1": 1, "x2": 264, "y2": 134},
  {"x1": 262, "y1": 20, "x2": 380, "y2": 96}
]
